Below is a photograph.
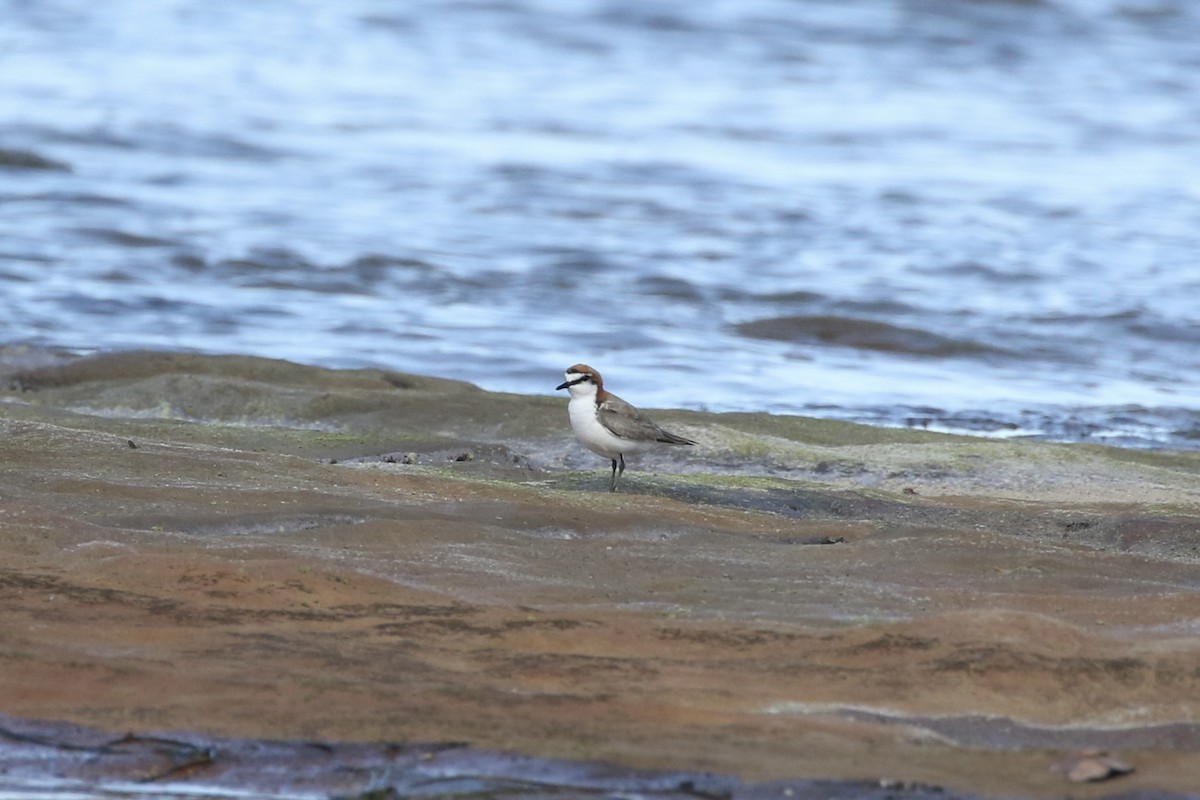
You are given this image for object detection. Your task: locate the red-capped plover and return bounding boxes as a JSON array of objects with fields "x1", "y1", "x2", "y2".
[{"x1": 556, "y1": 363, "x2": 696, "y2": 492}]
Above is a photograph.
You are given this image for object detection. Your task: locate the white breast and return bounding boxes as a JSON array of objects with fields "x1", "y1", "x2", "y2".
[{"x1": 567, "y1": 395, "x2": 649, "y2": 459}]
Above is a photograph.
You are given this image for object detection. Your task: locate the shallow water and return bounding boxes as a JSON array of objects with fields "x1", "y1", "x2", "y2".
[{"x1": 2, "y1": 0, "x2": 1198, "y2": 447}]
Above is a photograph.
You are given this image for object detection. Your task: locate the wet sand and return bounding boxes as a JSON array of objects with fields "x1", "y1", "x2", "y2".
[{"x1": 2, "y1": 350, "x2": 1199, "y2": 798}]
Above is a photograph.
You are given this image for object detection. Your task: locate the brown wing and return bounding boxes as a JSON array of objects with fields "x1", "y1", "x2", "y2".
[{"x1": 597, "y1": 394, "x2": 696, "y2": 445}]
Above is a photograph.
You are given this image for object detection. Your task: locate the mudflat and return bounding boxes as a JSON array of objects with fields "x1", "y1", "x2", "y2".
[{"x1": 2, "y1": 350, "x2": 1199, "y2": 798}]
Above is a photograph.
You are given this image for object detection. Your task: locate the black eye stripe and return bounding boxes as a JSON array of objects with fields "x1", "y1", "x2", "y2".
[{"x1": 566, "y1": 374, "x2": 590, "y2": 386}]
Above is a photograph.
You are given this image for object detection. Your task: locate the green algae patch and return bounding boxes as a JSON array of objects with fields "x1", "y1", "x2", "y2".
[{"x1": 709, "y1": 409, "x2": 960, "y2": 447}]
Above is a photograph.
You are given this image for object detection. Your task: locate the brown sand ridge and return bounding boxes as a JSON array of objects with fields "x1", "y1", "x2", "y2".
[{"x1": 1, "y1": 349, "x2": 1199, "y2": 798}]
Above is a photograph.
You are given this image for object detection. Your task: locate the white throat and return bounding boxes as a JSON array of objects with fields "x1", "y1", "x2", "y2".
[{"x1": 563, "y1": 376, "x2": 598, "y2": 401}]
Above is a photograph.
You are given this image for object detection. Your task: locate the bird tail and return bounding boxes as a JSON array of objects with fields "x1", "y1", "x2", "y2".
[{"x1": 657, "y1": 430, "x2": 697, "y2": 446}]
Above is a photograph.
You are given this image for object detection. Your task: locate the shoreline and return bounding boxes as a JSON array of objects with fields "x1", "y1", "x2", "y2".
[{"x1": 5, "y1": 343, "x2": 1197, "y2": 454}]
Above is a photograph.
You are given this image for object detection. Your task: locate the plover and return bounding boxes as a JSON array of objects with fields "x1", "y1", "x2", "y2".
[{"x1": 555, "y1": 363, "x2": 696, "y2": 492}]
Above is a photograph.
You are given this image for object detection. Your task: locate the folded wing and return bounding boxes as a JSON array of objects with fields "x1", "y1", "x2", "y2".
[{"x1": 598, "y1": 395, "x2": 696, "y2": 446}]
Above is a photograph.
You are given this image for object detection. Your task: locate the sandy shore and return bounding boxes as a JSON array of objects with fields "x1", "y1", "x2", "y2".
[{"x1": 2, "y1": 350, "x2": 1199, "y2": 798}]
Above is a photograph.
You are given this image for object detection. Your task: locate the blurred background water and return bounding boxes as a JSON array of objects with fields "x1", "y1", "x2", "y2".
[{"x1": 1, "y1": 0, "x2": 1198, "y2": 448}]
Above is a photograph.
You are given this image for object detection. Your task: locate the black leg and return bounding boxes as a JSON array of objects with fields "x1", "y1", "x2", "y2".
[
  {"x1": 615, "y1": 453, "x2": 626, "y2": 492},
  {"x1": 610, "y1": 458, "x2": 618, "y2": 492}
]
